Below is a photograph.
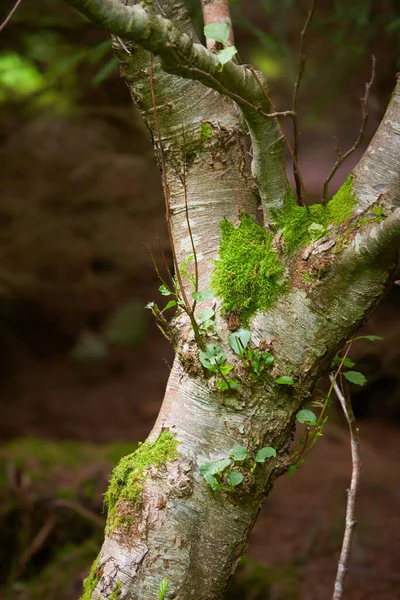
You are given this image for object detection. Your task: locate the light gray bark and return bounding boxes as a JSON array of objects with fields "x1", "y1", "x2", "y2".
[{"x1": 61, "y1": 1, "x2": 400, "y2": 598}]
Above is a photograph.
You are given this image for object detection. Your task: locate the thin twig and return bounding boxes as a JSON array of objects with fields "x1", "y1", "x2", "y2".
[
  {"x1": 291, "y1": 0, "x2": 316, "y2": 205},
  {"x1": 179, "y1": 161, "x2": 199, "y2": 306},
  {"x1": 323, "y1": 55, "x2": 376, "y2": 201},
  {"x1": 149, "y1": 54, "x2": 190, "y2": 312},
  {"x1": 15, "y1": 514, "x2": 57, "y2": 578},
  {"x1": 249, "y1": 66, "x2": 307, "y2": 206},
  {"x1": 0, "y1": 0, "x2": 23, "y2": 32},
  {"x1": 52, "y1": 498, "x2": 104, "y2": 527},
  {"x1": 329, "y1": 375, "x2": 361, "y2": 600}
]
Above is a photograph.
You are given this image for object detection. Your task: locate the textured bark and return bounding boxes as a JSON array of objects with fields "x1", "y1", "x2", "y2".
[{"x1": 61, "y1": 1, "x2": 400, "y2": 598}]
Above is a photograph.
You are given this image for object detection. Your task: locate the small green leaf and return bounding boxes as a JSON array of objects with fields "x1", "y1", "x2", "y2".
[
  {"x1": 331, "y1": 355, "x2": 355, "y2": 368},
  {"x1": 226, "y1": 379, "x2": 238, "y2": 390},
  {"x1": 158, "y1": 577, "x2": 168, "y2": 600},
  {"x1": 296, "y1": 409, "x2": 317, "y2": 425},
  {"x1": 308, "y1": 222, "x2": 327, "y2": 241},
  {"x1": 353, "y1": 335, "x2": 383, "y2": 342},
  {"x1": 192, "y1": 290, "x2": 213, "y2": 301},
  {"x1": 214, "y1": 458, "x2": 232, "y2": 473},
  {"x1": 218, "y1": 46, "x2": 238, "y2": 65},
  {"x1": 255, "y1": 446, "x2": 276, "y2": 462},
  {"x1": 197, "y1": 308, "x2": 215, "y2": 323},
  {"x1": 203, "y1": 472, "x2": 221, "y2": 491},
  {"x1": 219, "y1": 364, "x2": 233, "y2": 376},
  {"x1": 276, "y1": 376, "x2": 294, "y2": 385},
  {"x1": 287, "y1": 464, "x2": 297, "y2": 476},
  {"x1": 159, "y1": 284, "x2": 172, "y2": 296},
  {"x1": 226, "y1": 470, "x2": 244, "y2": 488},
  {"x1": 199, "y1": 344, "x2": 226, "y2": 369},
  {"x1": 343, "y1": 371, "x2": 367, "y2": 386},
  {"x1": 229, "y1": 445, "x2": 249, "y2": 461},
  {"x1": 262, "y1": 352, "x2": 274, "y2": 366},
  {"x1": 162, "y1": 300, "x2": 177, "y2": 312},
  {"x1": 229, "y1": 329, "x2": 251, "y2": 355},
  {"x1": 204, "y1": 22, "x2": 230, "y2": 43}
]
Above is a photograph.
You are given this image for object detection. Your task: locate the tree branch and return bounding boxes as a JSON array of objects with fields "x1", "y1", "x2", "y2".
[
  {"x1": 201, "y1": 0, "x2": 234, "y2": 51},
  {"x1": 64, "y1": 0, "x2": 289, "y2": 215}
]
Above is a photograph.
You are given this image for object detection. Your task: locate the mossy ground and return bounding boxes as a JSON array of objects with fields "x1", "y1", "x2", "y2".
[
  {"x1": 211, "y1": 213, "x2": 286, "y2": 324},
  {"x1": 105, "y1": 431, "x2": 179, "y2": 531}
]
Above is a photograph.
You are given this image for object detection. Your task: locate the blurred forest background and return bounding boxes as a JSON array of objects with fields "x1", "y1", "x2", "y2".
[{"x1": 0, "y1": 0, "x2": 400, "y2": 598}]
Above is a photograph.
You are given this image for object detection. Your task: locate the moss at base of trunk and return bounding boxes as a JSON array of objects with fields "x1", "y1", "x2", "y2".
[
  {"x1": 104, "y1": 431, "x2": 179, "y2": 532},
  {"x1": 211, "y1": 213, "x2": 286, "y2": 324}
]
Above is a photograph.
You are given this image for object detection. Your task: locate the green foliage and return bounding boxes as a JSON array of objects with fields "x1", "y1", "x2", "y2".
[
  {"x1": 273, "y1": 177, "x2": 358, "y2": 254},
  {"x1": 229, "y1": 445, "x2": 249, "y2": 461},
  {"x1": 158, "y1": 578, "x2": 168, "y2": 600},
  {"x1": 199, "y1": 344, "x2": 237, "y2": 391},
  {"x1": 204, "y1": 22, "x2": 230, "y2": 43},
  {"x1": 255, "y1": 447, "x2": 276, "y2": 462},
  {"x1": 229, "y1": 328, "x2": 274, "y2": 376},
  {"x1": 104, "y1": 432, "x2": 179, "y2": 531},
  {"x1": 343, "y1": 371, "x2": 367, "y2": 386},
  {"x1": 211, "y1": 214, "x2": 286, "y2": 323},
  {"x1": 203, "y1": 23, "x2": 238, "y2": 67},
  {"x1": 198, "y1": 121, "x2": 213, "y2": 140},
  {"x1": 296, "y1": 409, "x2": 317, "y2": 425},
  {"x1": 201, "y1": 443, "x2": 277, "y2": 490},
  {"x1": 275, "y1": 376, "x2": 294, "y2": 385}
]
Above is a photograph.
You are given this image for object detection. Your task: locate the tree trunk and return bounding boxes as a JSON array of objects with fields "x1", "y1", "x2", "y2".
[{"x1": 61, "y1": 2, "x2": 400, "y2": 598}]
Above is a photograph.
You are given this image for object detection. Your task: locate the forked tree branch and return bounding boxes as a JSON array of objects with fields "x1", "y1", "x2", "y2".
[
  {"x1": 64, "y1": 0, "x2": 290, "y2": 214},
  {"x1": 330, "y1": 375, "x2": 361, "y2": 600},
  {"x1": 201, "y1": 0, "x2": 234, "y2": 51}
]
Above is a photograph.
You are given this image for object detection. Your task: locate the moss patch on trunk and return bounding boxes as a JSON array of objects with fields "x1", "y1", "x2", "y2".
[
  {"x1": 105, "y1": 431, "x2": 179, "y2": 532},
  {"x1": 211, "y1": 213, "x2": 286, "y2": 324}
]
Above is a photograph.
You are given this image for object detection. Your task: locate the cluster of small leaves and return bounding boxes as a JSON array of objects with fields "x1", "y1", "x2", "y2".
[
  {"x1": 229, "y1": 329, "x2": 274, "y2": 376},
  {"x1": 287, "y1": 334, "x2": 382, "y2": 475},
  {"x1": 200, "y1": 444, "x2": 277, "y2": 491},
  {"x1": 146, "y1": 254, "x2": 215, "y2": 340},
  {"x1": 229, "y1": 329, "x2": 294, "y2": 385},
  {"x1": 203, "y1": 23, "x2": 238, "y2": 67},
  {"x1": 199, "y1": 344, "x2": 237, "y2": 392}
]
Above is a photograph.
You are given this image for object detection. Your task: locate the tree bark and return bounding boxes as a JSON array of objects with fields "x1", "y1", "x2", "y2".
[{"x1": 61, "y1": 2, "x2": 400, "y2": 598}]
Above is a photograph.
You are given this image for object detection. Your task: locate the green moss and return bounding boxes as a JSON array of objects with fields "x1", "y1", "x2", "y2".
[
  {"x1": 105, "y1": 431, "x2": 179, "y2": 531},
  {"x1": 273, "y1": 177, "x2": 357, "y2": 254},
  {"x1": 371, "y1": 204, "x2": 386, "y2": 221},
  {"x1": 301, "y1": 272, "x2": 315, "y2": 284},
  {"x1": 199, "y1": 121, "x2": 213, "y2": 140},
  {"x1": 109, "y1": 582, "x2": 122, "y2": 600},
  {"x1": 326, "y1": 174, "x2": 358, "y2": 225},
  {"x1": 211, "y1": 213, "x2": 286, "y2": 323},
  {"x1": 80, "y1": 554, "x2": 100, "y2": 600}
]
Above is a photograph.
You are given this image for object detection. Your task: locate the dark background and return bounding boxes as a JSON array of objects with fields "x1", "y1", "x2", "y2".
[{"x1": 0, "y1": 1, "x2": 399, "y2": 598}]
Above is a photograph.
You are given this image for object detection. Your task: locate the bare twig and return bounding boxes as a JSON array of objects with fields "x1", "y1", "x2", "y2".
[
  {"x1": 291, "y1": 0, "x2": 316, "y2": 205},
  {"x1": 201, "y1": 0, "x2": 234, "y2": 51},
  {"x1": 0, "y1": 0, "x2": 23, "y2": 32},
  {"x1": 323, "y1": 56, "x2": 376, "y2": 201},
  {"x1": 52, "y1": 498, "x2": 104, "y2": 527},
  {"x1": 329, "y1": 375, "x2": 361, "y2": 600},
  {"x1": 179, "y1": 160, "x2": 199, "y2": 303},
  {"x1": 149, "y1": 54, "x2": 204, "y2": 349},
  {"x1": 249, "y1": 65, "x2": 307, "y2": 206}
]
